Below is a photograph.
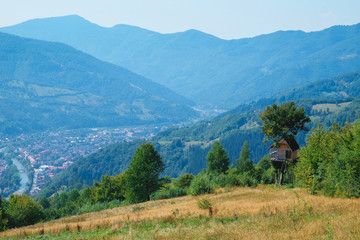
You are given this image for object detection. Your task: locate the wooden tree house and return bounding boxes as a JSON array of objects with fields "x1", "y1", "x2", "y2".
[{"x1": 269, "y1": 136, "x2": 299, "y2": 185}]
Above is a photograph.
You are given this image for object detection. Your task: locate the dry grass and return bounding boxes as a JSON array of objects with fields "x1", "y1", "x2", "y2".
[{"x1": 1, "y1": 186, "x2": 360, "y2": 239}]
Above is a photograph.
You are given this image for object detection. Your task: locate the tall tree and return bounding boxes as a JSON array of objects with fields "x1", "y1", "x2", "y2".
[
  {"x1": 125, "y1": 143, "x2": 164, "y2": 203},
  {"x1": 206, "y1": 140, "x2": 229, "y2": 174},
  {"x1": 236, "y1": 141, "x2": 254, "y2": 174},
  {"x1": 259, "y1": 101, "x2": 311, "y2": 144}
]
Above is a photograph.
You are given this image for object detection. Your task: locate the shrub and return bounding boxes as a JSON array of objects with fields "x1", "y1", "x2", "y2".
[
  {"x1": 189, "y1": 174, "x2": 216, "y2": 196},
  {"x1": 225, "y1": 173, "x2": 241, "y2": 186},
  {"x1": 5, "y1": 194, "x2": 44, "y2": 228},
  {"x1": 150, "y1": 187, "x2": 187, "y2": 200},
  {"x1": 238, "y1": 173, "x2": 257, "y2": 187},
  {"x1": 260, "y1": 168, "x2": 275, "y2": 184},
  {"x1": 212, "y1": 173, "x2": 227, "y2": 188},
  {"x1": 197, "y1": 198, "x2": 214, "y2": 217},
  {"x1": 175, "y1": 173, "x2": 194, "y2": 189}
]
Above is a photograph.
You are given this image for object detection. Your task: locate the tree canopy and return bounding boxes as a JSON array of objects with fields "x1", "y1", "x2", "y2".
[
  {"x1": 206, "y1": 140, "x2": 229, "y2": 174},
  {"x1": 295, "y1": 120, "x2": 360, "y2": 197},
  {"x1": 125, "y1": 143, "x2": 164, "y2": 203},
  {"x1": 236, "y1": 141, "x2": 255, "y2": 174},
  {"x1": 259, "y1": 101, "x2": 311, "y2": 143}
]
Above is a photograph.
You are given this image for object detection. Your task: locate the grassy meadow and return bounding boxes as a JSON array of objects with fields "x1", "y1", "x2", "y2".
[{"x1": 1, "y1": 186, "x2": 359, "y2": 239}]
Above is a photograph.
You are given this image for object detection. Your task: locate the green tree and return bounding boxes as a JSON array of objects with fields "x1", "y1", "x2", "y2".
[
  {"x1": 39, "y1": 196, "x2": 51, "y2": 209},
  {"x1": 323, "y1": 121, "x2": 360, "y2": 197},
  {"x1": 5, "y1": 194, "x2": 44, "y2": 228},
  {"x1": 206, "y1": 140, "x2": 229, "y2": 174},
  {"x1": 68, "y1": 189, "x2": 80, "y2": 203},
  {"x1": 175, "y1": 173, "x2": 194, "y2": 189},
  {"x1": 236, "y1": 141, "x2": 254, "y2": 174},
  {"x1": 295, "y1": 124, "x2": 342, "y2": 193},
  {"x1": 125, "y1": 143, "x2": 165, "y2": 203},
  {"x1": 95, "y1": 173, "x2": 126, "y2": 202},
  {"x1": 259, "y1": 101, "x2": 311, "y2": 144},
  {"x1": 0, "y1": 197, "x2": 8, "y2": 231},
  {"x1": 257, "y1": 155, "x2": 272, "y2": 171}
]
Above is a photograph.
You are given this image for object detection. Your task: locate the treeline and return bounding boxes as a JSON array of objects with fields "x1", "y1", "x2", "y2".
[{"x1": 295, "y1": 119, "x2": 360, "y2": 197}]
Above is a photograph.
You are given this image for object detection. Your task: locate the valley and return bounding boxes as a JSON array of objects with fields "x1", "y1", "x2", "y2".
[
  {"x1": 0, "y1": 8, "x2": 359, "y2": 239},
  {"x1": 0, "y1": 124, "x2": 166, "y2": 197}
]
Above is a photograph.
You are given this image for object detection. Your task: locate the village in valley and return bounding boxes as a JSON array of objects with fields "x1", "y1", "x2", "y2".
[{"x1": 0, "y1": 125, "x2": 166, "y2": 196}]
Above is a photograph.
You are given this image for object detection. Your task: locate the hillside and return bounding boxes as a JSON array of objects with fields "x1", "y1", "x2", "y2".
[
  {"x1": 38, "y1": 96, "x2": 360, "y2": 198},
  {"x1": 0, "y1": 32, "x2": 198, "y2": 135},
  {"x1": 2, "y1": 15, "x2": 360, "y2": 108},
  {"x1": 1, "y1": 187, "x2": 360, "y2": 239},
  {"x1": 227, "y1": 70, "x2": 360, "y2": 115}
]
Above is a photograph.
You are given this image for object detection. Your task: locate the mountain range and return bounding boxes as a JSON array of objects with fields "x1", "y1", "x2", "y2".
[
  {"x1": 0, "y1": 32, "x2": 197, "y2": 135},
  {"x1": 2, "y1": 15, "x2": 360, "y2": 108}
]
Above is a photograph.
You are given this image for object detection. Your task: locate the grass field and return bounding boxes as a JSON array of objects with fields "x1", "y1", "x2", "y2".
[
  {"x1": 312, "y1": 102, "x2": 351, "y2": 114},
  {"x1": 1, "y1": 185, "x2": 359, "y2": 239}
]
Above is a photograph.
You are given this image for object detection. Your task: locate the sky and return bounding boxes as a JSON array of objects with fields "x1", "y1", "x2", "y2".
[{"x1": 0, "y1": 0, "x2": 360, "y2": 39}]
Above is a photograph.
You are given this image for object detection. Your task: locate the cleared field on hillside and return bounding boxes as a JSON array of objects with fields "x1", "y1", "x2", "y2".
[
  {"x1": 312, "y1": 102, "x2": 351, "y2": 113},
  {"x1": 1, "y1": 186, "x2": 359, "y2": 239}
]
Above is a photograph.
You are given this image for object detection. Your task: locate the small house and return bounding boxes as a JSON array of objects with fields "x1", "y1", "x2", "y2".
[{"x1": 269, "y1": 136, "x2": 300, "y2": 162}]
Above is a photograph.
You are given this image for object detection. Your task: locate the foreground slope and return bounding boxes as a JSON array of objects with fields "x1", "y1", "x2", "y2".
[
  {"x1": 2, "y1": 15, "x2": 360, "y2": 108},
  {"x1": 0, "y1": 32, "x2": 198, "y2": 135},
  {"x1": 1, "y1": 187, "x2": 360, "y2": 239}
]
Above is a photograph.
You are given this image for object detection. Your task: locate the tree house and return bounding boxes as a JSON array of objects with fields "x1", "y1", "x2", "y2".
[{"x1": 269, "y1": 136, "x2": 299, "y2": 185}]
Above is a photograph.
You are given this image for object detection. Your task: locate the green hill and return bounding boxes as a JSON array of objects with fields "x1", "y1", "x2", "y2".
[
  {"x1": 2, "y1": 15, "x2": 360, "y2": 108},
  {"x1": 0, "y1": 32, "x2": 198, "y2": 135}
]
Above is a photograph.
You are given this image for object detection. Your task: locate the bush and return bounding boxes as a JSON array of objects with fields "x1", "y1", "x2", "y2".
[
  {"x1": 225, "y1": 173, "x2": 241, "y2": 186},
  {"x1": 212, "y1": 173, "x2": 227, "y2": 188},
  {"x1": 238, "y1": 173, "x2": 257, "y2": 187},
  {"x1": 150, "y1": 187, "x2": 187, "y2": 200},
  {"x1": 175, "y1": 173, "x2": 194, "y2": 188},
  {"x1": 5, "y1": 194, "x2": 44, "y2": 228},
  {"x1": 189, "y1": 174, "x2": 216, "y2": 196},
  {"x1": 77, "y1": 199, "x2": 122, "y2": 215},
  {"x1": 197, "y1": 198, "x2": 214, "y2": 217},
  {"x1": 260, "y1": 168, "x2": 275, "y2": 184}
]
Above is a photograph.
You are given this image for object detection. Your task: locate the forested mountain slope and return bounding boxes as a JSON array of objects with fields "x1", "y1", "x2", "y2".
[
  {"x1": 227, "y1": 70, "x2": 360, "y2": 115},
  {"x1": 37, "y1": 70, "x2": 360, "y2": 198},
  {"x1": 2, "y1": 15, "x2": 360, "y2": 108},
  {"x1": 0, "y1": 32, "x2": 198, "y2": 135}
]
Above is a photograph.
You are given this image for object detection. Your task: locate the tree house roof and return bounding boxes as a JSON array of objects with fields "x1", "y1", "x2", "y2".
[{"x1": 269, "y1": 136, "x2": 300, "y2": 152}]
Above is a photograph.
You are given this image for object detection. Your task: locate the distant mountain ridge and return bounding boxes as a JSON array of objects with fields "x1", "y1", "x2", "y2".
[
  {"x1": 0, "y1": 32, "x2": 198, "y2": 135},
  {"x1": 2, "y1": 15, "x2": 360, "y2": 108}
]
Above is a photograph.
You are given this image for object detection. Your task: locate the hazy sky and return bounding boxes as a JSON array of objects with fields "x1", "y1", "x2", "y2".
[{"x1": 1, "y1": 0, "x2": 360, "y2": 39}]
